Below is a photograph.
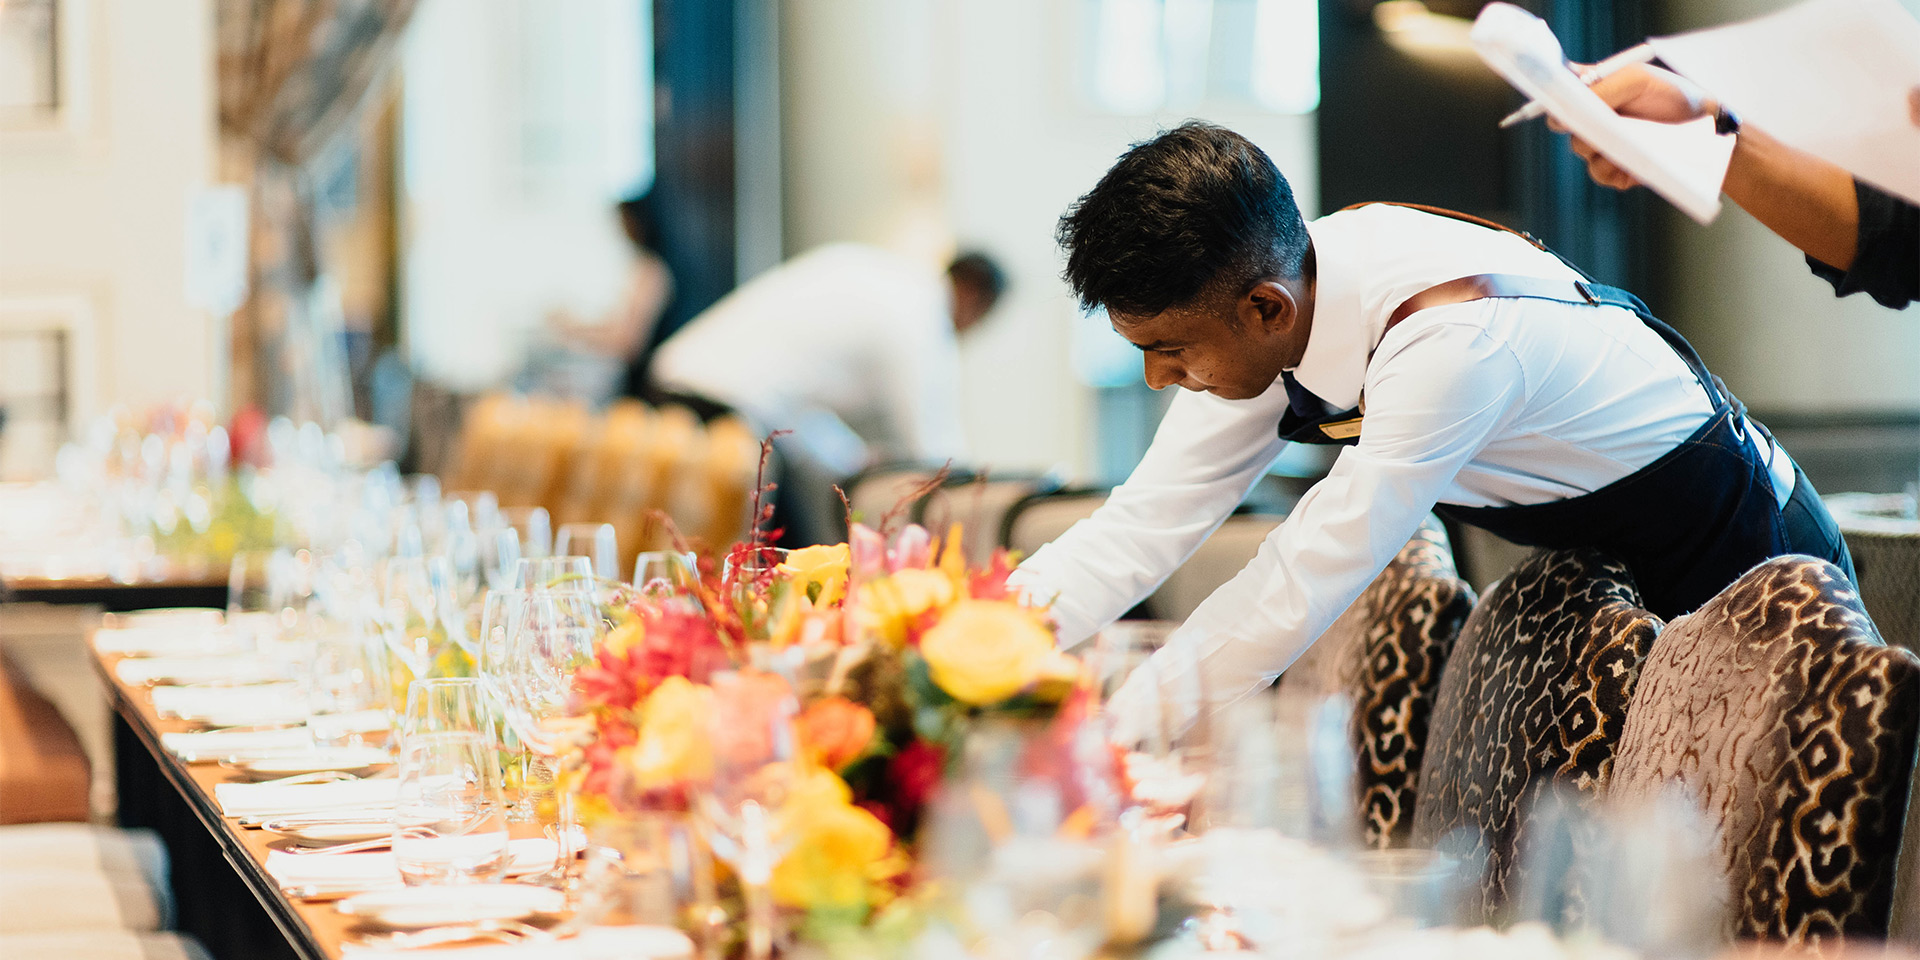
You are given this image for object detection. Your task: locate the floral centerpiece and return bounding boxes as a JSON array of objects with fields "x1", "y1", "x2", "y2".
[{"x1": 563, "y1": 511, "x2": 1105, "y2": 941}]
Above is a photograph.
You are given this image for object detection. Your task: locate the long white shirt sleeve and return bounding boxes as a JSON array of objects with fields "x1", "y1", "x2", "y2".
[
  {"x1": 1010, "y1": 203, "x2": 1797, "y2": 726},
  {"x1": 652, "y1": 244, "x2": 968, "y2": 465}
]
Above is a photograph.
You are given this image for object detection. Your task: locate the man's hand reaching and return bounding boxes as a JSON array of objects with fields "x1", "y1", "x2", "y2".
[{"x1": 1552, "y1": 64, "x2": 1714, "y2": 191}]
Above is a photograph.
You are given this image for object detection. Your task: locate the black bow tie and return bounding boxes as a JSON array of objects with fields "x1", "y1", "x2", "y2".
[{"x1": 1281, "y1": 370, "x2": 1330, "y2": 419}]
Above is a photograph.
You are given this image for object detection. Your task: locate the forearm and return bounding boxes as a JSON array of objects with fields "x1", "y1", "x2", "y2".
[{"x1": 1721, "y1": 122, "x2": 1860, "y2": 270}]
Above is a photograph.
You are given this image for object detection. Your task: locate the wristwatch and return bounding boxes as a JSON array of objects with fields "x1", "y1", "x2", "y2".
[{"x1": 1713, "y1": 103, "x2": 1742, "y2": 137}]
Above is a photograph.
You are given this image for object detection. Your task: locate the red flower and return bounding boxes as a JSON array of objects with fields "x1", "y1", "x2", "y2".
[
  {"x1": 890, "y1": 739, "x2": 947, "y2": 814},
  {"x1": 969, "y1": 549, "x2": 1019, "y2": 601}
]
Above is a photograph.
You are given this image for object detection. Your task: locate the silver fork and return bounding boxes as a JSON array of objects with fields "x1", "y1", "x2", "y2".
[
  {"x1": 354, "y1": 919, "x2": 554, "y2": 950},
  {"x1": 281, "y1": 835, "x2": 392, "y2": 856}
]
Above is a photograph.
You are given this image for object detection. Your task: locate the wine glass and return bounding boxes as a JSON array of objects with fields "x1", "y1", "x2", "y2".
[
  {"x1": 514, "y1": 556, "x2": 595, "y2": 592},
  {"x1": 500, "y1": 585, "x2": 606, "y2": 886},
  {"x1": 701, "y1": 670, "x2": 799, "y2": 960},
  {"x1": 482, "y1": 527, "x2": 522, "y2": 594},
  {"x1": 478, "y1": 589, "x2": 535, "y2": 822},
  {"x1": 555, "y1": 522, "x2": 620, "y2": 582},
  {"x1": 722, "y1": 547, "x2": 789, "y2": 643},
  {"x1": 501, "y1": 506, "x2": 553, "y2": 561},
  {"x1": 633, "y1": 550, "x2": 699, "y2": 598},
  {"x1": 392, "y1": 728, "x2": 510, "y2": 886}
]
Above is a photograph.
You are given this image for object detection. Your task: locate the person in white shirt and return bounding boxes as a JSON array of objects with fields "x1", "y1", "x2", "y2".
[
  {"x1": 1012, "y1": 122, "x2": 1852, "y2": 724},
  {"x1": 652, "y1": 243, "x2": 1003, "y2": 543}
]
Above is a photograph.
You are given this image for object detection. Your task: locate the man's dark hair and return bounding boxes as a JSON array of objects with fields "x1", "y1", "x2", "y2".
[
  {"x1": 947, "y1": 251, "x2": 1008, "y2": 310},
  {"x1": 1057, "y1": 121, "x2": 1309, "y2": 317}
]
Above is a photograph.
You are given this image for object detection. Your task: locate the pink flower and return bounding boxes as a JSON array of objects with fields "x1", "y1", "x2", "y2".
[
  {"x1": 889, "y1": 525, "x2": 932, "y2": 571},
  {"x1": 849, "y1": 524, "x2": 887, "y2": 578}
]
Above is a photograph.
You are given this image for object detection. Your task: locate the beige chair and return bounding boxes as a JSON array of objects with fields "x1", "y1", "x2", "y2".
[
  {"x1": 1610, "y1": 556, "x2": 1920, "y2": 945},
  {"x1": 918, "y1": 475, "x2": 1054, "y2": 567},
  {"x1": 843, "y1": 465, "x2": 954, "y2": 538},
  {"x1": 0, "y1": 650, "x2": 88, "y2": 825},
  {"x1": 1412, "y1": 548, "x2": 1664, "y2": 923},
  {"x1": 1276, "y1": 519, "x2": 1476, "y2": 849},
  {"x1": 1003, "y1": 489, "x2": 1109, "y2": 562}
]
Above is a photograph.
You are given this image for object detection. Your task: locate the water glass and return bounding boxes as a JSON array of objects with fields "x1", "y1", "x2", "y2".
[
  {"x1": 555, "y1": 522, "x2": 620, "y2": 582},
  {"x1": 702, "y1": 670, "x2": 799, "y2": 960},
  {"x1": 393, "y1": 730, "x2": 510, "y2": 885},
  {"x1": 306, "y1": 620, "x2": 382, "y2": 747},
  {"x1": 403, "y1": 677, "x2": 496, "y2": 740}
]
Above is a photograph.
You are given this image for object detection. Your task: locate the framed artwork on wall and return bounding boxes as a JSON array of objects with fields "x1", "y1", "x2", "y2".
[{"x1": 0, "y1": 0, "x2": 59, "y2": 125}]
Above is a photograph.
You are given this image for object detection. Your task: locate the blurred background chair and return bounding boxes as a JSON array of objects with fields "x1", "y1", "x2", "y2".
[
  {"x1": 1002, "y1": 488, "x2": 1110, "y2": 563},
  {"x1": 841, "y1": 463, "x2": 960, "y2": 540},
  {"x1": 1412, "y1": 548, "x2": 1663, "y2": 924},
  {"x1": 1609, "y1": 556, "x2": 1920, "y2": 945},
  {"x1": 1276, "y1": 519, "x2": 1476, "y2": 849},
  {"x1": 1824, "y1": 493, "x2": 1920, "y2": 654},
  {"x1": 916, "y1": 473, "x2": 1059, "y2": 567}
]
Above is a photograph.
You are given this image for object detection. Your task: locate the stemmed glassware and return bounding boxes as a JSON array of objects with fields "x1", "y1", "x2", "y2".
[
  {"x1": 633, "y1": 550, "x2": 700, "y2": 600},
  {"x1": 478, "y1": 588, "x2": 535, "y2": 822},
  {"x1": 700, "y1": 670, "x2": 800, "y2": 960},
  {"x1": 554, "y1": 522, "x2": 620, "y2": 582},
  {"x1": 498, "y1": 581, "x2": 605, "y2": 886},
  {"x1": 392, "y1": 678, "x2": 510, "y2": 886}
]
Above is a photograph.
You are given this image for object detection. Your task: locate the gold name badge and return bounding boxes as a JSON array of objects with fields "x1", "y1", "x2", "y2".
[{"x1": 1321, "y1": 417, "x2": 1364, "y2": 440}]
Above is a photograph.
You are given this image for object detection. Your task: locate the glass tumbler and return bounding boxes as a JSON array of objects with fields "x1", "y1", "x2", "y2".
[{"x1": 392, "y1": 730, "x2": 511, "y2": 885}]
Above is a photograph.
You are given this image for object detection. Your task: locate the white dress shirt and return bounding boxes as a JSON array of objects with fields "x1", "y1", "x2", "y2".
[
  {"x1": 652, "y1": 244, "x2": 968, "y2": 472},
  {"x1": 1012, "y1": 204, "x2": 1792, "y2": 714}
]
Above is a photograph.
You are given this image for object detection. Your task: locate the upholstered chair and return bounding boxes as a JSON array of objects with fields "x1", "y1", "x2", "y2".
[
  {"x1": 1610, "y1": 556, "x2": 1920, "y2": 946},
  {"x1": 1277, "y1": 520, "x2": 1476, "y2": 848},
  {"x1": 1412, "y1": 548, "x2": 1664, "y2": 922}
]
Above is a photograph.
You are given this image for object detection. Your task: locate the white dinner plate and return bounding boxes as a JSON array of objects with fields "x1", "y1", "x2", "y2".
[
  {"x1": 260, "y1": 819, "x2": 394, "y2": 844},
  {"x1": 337, "y1": 884, "x2": 567, "y2": 929},
  {"x1": 221, "y1": 748, "x2": 391, "y2": 781}
]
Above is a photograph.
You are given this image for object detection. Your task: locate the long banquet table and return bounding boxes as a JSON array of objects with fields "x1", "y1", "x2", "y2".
[{"x1": 93, "y1": 626, "x2": 552, "y2": 960}]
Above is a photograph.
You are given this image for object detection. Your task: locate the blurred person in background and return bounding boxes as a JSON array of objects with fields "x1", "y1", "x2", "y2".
[
  {"x1": 527, "y1": 193, "x2": 677, "y2": 403},
  {"x1": 651, "y1": 246, "x2": 1005, "y2": 541},
  {"x1": 1564, "y1": 65, "x2": 1917, "y2": 309}
]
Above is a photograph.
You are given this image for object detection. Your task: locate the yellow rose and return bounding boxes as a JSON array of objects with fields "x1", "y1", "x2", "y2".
[
  {"x1": 602, "y1": 618, "x2": 644, "y2": 657},
  {"x1": 629, "y1": 677, "x2": 714, "y2": 788},
  {"x1": 854, "y1": 568, "x2": 959, "y2": 646},
  {"x1": 772, "y1": 767, "x2": 901, "y2": 910},
  {"x1": 780, "y1": 543, "x2": 851, "y2": 607},
  {"x1": 918, "y1": 600, "x2": 1056, "y2": 705}
]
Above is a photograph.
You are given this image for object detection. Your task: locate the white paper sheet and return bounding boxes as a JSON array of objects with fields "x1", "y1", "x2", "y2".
[
  {"x1": 1650, "y1": 0, "x2": 1920, "y2": 206},
  {"x1": 1473, "y1": 3, "x2": 1737, "y2": 223}
]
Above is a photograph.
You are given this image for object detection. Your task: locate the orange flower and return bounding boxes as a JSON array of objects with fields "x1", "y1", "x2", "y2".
[{"x1": 797, "y1": 697, "x2": 877, "y2": 771}]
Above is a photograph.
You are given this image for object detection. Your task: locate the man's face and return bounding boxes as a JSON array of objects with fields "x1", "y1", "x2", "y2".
[{"x1": 1110, "y1": 280, "x2": 1308, "y2": 401}]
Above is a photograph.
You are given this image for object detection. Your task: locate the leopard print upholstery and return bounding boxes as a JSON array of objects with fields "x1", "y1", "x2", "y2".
[
  {"x1": 1411, "y1": 548, "x2": 1663, "y2": 923},
  {"x1": 1278, "y1": 520, "x2": 1475, "y2": 848},
  {"x1": 1609, "y1": 556, "x2": 1920, "y2": 946}
]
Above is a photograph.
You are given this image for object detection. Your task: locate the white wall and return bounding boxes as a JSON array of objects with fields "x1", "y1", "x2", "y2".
[
  {"x1": 780, "y1": 0, "x2": 1317, "y2": 479},
  {"x1": 0, "y1": 0, "x2": 218, "y2": 438},
  {"x1": 400, "y1": 0, "x2": 651, "y2": 394},
  {"x1": 1666, "y1": 0, "x2": 1920, "y2": 413}
]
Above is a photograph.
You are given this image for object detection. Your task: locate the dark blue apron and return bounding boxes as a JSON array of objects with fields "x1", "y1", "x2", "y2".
[{"x1": 1279, "y1": 205, "x2": 1852, "y2": 618}]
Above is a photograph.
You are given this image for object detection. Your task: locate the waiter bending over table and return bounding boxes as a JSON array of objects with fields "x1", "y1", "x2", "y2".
[{"x1": 1010, "y1": 121, "x2": 1854, "y2": 718}]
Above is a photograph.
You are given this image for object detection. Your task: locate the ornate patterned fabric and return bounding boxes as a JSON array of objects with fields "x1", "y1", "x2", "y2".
[
  {"x1": 1278, "y1": 520, "x2": 1475, "y2": 848},
  {"x1": 1411, "y1": 548, "x2": 1663, "y2": 922},
  {"x1": 1610, "y1": 556, "x2": 1920, "y2": 945}
]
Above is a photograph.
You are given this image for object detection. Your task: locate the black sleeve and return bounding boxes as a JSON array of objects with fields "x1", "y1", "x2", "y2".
[{"x1": 1805, "y1": 179, "x2": 1919, "y2": 309}]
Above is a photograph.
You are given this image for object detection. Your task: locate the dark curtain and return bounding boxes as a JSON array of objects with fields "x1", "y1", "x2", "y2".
[{"x1": 1317, "y1": 0, "x2": 1663, "y2": 301}]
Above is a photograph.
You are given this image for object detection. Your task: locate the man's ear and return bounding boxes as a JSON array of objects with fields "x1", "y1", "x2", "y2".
[{"x1": 1238, "y1": 279, "x2": 1297, "y2": 336}]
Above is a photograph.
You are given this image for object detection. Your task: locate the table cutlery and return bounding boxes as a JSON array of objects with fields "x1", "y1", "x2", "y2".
[
  {"x1": 281, "y1": 836, "x2": 393, "y2": 855},
  {"x1": 351, "y1": 919, "x2": 553, "y2": 950}
]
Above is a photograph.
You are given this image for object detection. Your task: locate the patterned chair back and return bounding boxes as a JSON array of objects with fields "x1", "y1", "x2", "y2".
[
  {"x1": 1277, "y1": 519, "x2": 1475, "y2": 849},
  {"x1": 1412, "y1": 548, "x2": 1663, "y2": 923},
  {"x1": 1609, "y1": 556, "x2": 1920, "y2": 945}
]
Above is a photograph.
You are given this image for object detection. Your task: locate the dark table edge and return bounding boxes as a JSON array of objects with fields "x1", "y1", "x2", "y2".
[{"x1": 95, "y1": 653, "x2": 330, "y2": 960}]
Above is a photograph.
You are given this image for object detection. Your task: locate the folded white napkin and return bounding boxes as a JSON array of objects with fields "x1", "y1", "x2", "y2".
[
  {"x1": 215, "y1": 778, "x2": 400, "y2": 819},
  {"x1": 338, "y1": 925, "x2": 693, "y2": 959},
  {"x1": 115, "y1": 656, "x2": 293, "y2": 687},
  {"x1": 266, "y1": 838, "x2": 558, "y2": 891},
  {"x1": 94, "y1": 625, "x2": 243, "y2": 657},
  {"x1": 151, "y1": 684, "x2": 308, "y2": 725},
  {"x1": 160, "y1": 727, "x2": 316, "y2": 762}
]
